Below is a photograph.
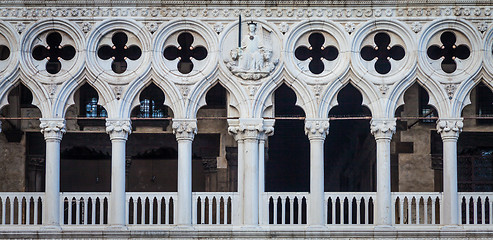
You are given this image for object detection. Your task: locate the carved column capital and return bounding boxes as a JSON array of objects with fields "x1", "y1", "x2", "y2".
[
  {"x1": 172, "y1": 119, "x2": 197, "y2": 141},
  {"x1": 304, "y1": 119, "x2": 330, "y2": 140},
  {"x1": 437, "y1": 119, "x2": 463, "y2": 141},
  {"x1": 370, "y1": 118, "x2": 396, "y2": 140},
  {"x1": 40, "y1": 118, "x2": 66, "y2": 141},
  {"x1": 106, "y1": 119, "x2": 131, "y2": 141},
  {"x1": 228, "y1": 118, "x2": 273, "y2": 141}
]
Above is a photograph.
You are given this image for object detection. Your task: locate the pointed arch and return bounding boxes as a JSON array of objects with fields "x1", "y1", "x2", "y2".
[
  {"x1": 253, "y1": 70, "x2": 317, "y2": 119},
  {"x1": 121, "y1": 73, "x2": 182, "y2": 119},
  {"x1": 453, "y1": 73, "x2": 486, "y2": 119},
  {"x1": 4, "y1": 72, "x2": 52, "y2": 118},
  {"x1": 319, "y1": 72, "x2": 379, "y2": 119},
  {"x1": 53, "y1": 73, "x2": 114, "y2": 118},
  {"x1": 186, "y1": 70, "x2": 249, "y2": 119},
  {"x1": 387, "y1": 73, "x2": 448, "y2": 119}
]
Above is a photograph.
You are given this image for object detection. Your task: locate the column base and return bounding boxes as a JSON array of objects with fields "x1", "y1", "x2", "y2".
[
  {"x1": 40, "y1": 225, "x2": 62, "y2": 231},
  {"x1": 106, "y1": 225, "x2": 129, "y2": 231}
]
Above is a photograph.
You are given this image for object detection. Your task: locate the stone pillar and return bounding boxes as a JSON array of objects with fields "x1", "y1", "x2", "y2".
[
  {"x1": 172, "y1": 119, "x2": 197, "y2": 226},
  {"x1": 258, "y1": 119, "x2": 274, "y2": 225},
  {"x1": 370, "y1": 119, "x2": 396, "y2": 226},
  {"x1": 106, "y1": 119, "x2": 131, "y2": 228},
  {"x1": 437, "y1": 119, "x2": 463, "y2": 225},
  {"x1": 304, "y1": 119, "x2": 330, "y2": 226},
  {"x1": 40, "y1": 119, "x2": 65, "y2": 228},
  {"x1": 228, "y1": 118, "x2": 268, "y2": 226}
]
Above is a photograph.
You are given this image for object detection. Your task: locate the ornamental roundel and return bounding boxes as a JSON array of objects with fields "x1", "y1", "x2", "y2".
[
  {"x1": 418, "y1": 19, "x2": 481, "y2": 84},
  {"x1": 86, "y1": 19, "x2": 151, "y2": 85},
  {"x1": 152, "y1": 19, "x2": 217, "y2": 84},
  {"x1": 220, "y1": 20, "x2": 281, "y2": 82},
  {"x1": 20, "y1": 19, "x2": 85, "y2": 84},
  {"x1": 351, "y1": 20, "x2": 416, "y2": 85},
  {"x1": 0, "y1": 32, "x2": 13, "y2": 77},
  {"x1": 483, "y1": 24, "x2": 493, "y2": 79},
  {"x1": 284, "y1": 20, "x2": 349, "y2": 84}
]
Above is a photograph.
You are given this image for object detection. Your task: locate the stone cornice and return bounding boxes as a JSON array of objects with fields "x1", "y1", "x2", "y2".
[{"x1": 2, "y1": 0, "x2": 493, "y2": 7}]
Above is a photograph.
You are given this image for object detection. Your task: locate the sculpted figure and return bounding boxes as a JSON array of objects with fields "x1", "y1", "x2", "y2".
[{"x1": 225, "y1": 21, "x2": 278, "y2": 80}]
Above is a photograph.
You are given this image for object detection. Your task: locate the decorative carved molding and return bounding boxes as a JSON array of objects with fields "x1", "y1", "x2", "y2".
[
  {"x1": 436, "y1": 119, "x2": 463, "y2": 139},
  {"x1": 304, "y1": 119, "x2": 330, "y2": 140},
  {"x1": 172, "y1": 119, "x2": 197, "y2": 141},
  {"x1": 40, "y1": 118, "x2": 66, "y2": 141},
  {"x1": 227, "y1": 118, "x2": 273, "y2": 141},
  {"x1": 105, "y1": 119, "x2": 131, "y2": 140},
  {"x1": 370, "y1": 118, "x2": 396, "y2": 140}
]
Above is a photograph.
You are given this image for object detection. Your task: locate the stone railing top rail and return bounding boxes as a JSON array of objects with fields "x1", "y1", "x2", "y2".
[{"x1": 1, "y1": 0, "x2": 493, "y2": 7}]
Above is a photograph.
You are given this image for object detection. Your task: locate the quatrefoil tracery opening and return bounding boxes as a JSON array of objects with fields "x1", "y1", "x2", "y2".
[
  {"x1": 427, "y1": 31, "x2": 470, "y2": 74},
  {"x1": 163, "y1": 32, "x2": 208, "y2": 74},
  {"x1": 360, "y1": 32, "x2": 405, "y2": 75},
  {"x1": 97, "y1": 32, "x2": 142, "y2": 74},
  {"x1": 0, "y1": 44, "x2": 10, "y2": 61},
  {"x1": 294, "y1": 32, "x2": 339, "y2": 74},
  {"x1": 32, "y1": 32, "x2": 76, "y2": 74}
]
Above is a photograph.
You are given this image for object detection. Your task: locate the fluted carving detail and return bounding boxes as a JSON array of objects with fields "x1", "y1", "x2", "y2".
[
  {"x1": 370, "y1": 119, "x2": 396, "y2": 140},
  {"x1": 172, "y1": 119, "x2": 197, "y2": 141},
  {"x1": 40, "y1": 119, "x2": 66, "y2": 141},
  {"x1": 106, "y1": 119, "x2": 131, "y2": 140},
  {"x1": 304, "y1": 119, "x2": 330, "y2": 140}
]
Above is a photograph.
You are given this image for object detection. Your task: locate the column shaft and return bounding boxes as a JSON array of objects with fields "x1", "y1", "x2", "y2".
[
  {"x1": 40, "y1": 119, "x2": 65, "y2": 228},
  {"x1": 370, "y1": 119, "x2": 395, "y2": 226},
  {"x1": 443, "y1": 138, "x2": 459, "y2": 225},
  {"x1": 110, "y1": 139, "x2": 127, "y2": 226},
  {"x1": 44, "y1": 139, "x2": 61, "y2": 226},
  {"x1": 177, "y1": 139, "x2": 193, "y2": 225},
  {"x1": 243, "y1": 138, "x2": 259, "y2": 225},
  {"x1": 375, "y1": 138, "x2": 392, "y2": 225},
  {"x1": 258, "y1": 139, "x2": 265, "y2": 224},
  {"x1": 309, "y1": 138, "x2": 325, "y2": 225}
]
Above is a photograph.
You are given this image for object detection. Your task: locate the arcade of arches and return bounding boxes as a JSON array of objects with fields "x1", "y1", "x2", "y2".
[{"x1": 1, "y1": 0, "x2": 493, "y2": 238}]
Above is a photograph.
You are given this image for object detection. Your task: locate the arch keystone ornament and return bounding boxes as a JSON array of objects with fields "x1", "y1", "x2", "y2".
[{"x1": 223, "y1": 21, "x2": 280, "y2": 81}]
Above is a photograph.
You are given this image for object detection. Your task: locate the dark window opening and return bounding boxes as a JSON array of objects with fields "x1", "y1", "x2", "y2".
[
  {"x1": 131, "y1": 83, "x2": 169, "y2": 129},
  {"x1": 266, "y1": 84, "x2": 309, "y2": 192},
  {"x1": 326, "y1": 84, "x2": 375, "y2": 192},
  {"x1": 295, "y1": 32, "x2": 338, "y2": 74},
  {"x1": 203, "y1": 84, "x2": 227, "y2": 109},
  {"x1": 418, "y1": 85, "x2": 437, "y2": 123},
  {"x1": 78, "y1": 83, "x2": 107, "y2": 118},
  {"x1": 476, "y1": 83, "x2": 493, "y2": 124}
]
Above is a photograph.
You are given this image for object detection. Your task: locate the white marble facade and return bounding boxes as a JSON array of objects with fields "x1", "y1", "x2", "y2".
[{"x1": 1, "y1": 0, "x2": 493, "y2": 238}]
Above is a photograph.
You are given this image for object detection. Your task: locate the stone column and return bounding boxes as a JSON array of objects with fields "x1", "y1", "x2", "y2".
[
  {"x1": 258, "y1": 119, "x2": 274, "y2": 225},
  {"x1": 305, "y1": 119, "x2": 330, "y2": 226},
  {"x1": 437, "y1": 119, "x2": 463, "y2": 225},
  {"x1": 228, "y1": 118, "x2": 268, "y2": 226},
  {"x1": 172, "y1": 119, "x2": 197, "y2": 226},
  {"x1": 40, "y1": 119, "x2": 65, "y2": 228},
  {"x1": 370, "y1": 119, "x2": 396, "y2": 226},
  {"x1": 106, "y1": 119, "x2": 131, "y2": 228}
]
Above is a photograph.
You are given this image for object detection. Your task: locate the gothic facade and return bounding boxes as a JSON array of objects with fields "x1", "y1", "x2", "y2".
[{"x1": 0, "y1": 0, "x2": 493, "y2": 238}]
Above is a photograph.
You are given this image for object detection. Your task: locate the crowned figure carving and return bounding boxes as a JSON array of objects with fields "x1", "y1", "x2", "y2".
[{"x1": 225, "y1": 21, "x2": 278, "y2": 80}]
